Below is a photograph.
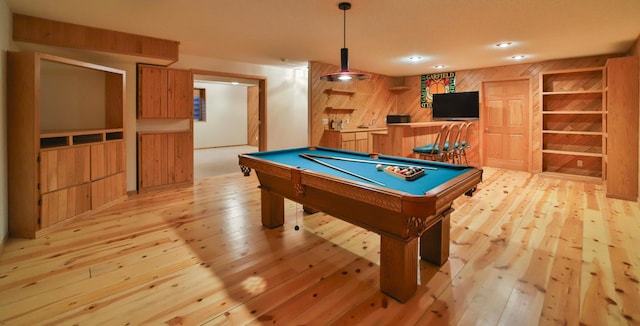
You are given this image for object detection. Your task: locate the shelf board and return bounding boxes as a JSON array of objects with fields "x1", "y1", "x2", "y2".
[
  {"x1": 538, "y1": 172, "x2": 603, "y2": 183},
  {"x1": 542, "y1": 90, "x2": 603, "y2": 96},
  {"x1": 542, "y1": 130, "x2": 603, "y2": 136},
  {"x1": 541, "y1": 67, "x2": 605, "y2": 75},
  {"x1": 324, "y1": 88, "x2": 355, "y2": 97},
  {"x1": 542, "y1": 110, "x2": 603, "y2": 115},
  {"x1": 542, "y1": 149, "x2": 603, "y2": 157},
  {"x1": 41, "y1": 128, "x2": 124, "y2": 138},
  {"x1": 325, "y1": 107, "x2": 355, "y2": 113},
  {"x1": 388, "y1": 86, "x2": 410, "y2": 93}
]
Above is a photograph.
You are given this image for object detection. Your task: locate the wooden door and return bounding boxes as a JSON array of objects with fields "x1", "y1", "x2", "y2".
[{"x1": 482, "y1": 79, "x2": 530, "y2": 171}]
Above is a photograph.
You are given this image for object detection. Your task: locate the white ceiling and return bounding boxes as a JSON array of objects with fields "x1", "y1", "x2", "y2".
[{"x1": 6, "y1": 0, "x2": 640, "y2": 76}]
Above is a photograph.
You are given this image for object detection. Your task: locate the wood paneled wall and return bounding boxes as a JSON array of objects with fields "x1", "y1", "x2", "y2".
[
  {"x1": 310, "y1": 55, "x2": 623, "y2": 173},
  {"x1": 309, "y1": 61, "x2": 405, "y2": 146}
]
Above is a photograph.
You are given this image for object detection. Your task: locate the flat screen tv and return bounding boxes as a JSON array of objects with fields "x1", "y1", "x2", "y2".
[{"x1": 432, "y1": 91, "x2": 479, "y2": 120}]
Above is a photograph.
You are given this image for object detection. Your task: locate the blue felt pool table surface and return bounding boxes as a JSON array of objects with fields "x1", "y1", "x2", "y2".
[{"x1": 245, "y1": 147, "x2": 474, "y2": 196}]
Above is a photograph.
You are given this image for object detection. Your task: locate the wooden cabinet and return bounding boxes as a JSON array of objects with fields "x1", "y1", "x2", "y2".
[
  {"x1": 138, "y1": 65, "x2": 193, "y2": 118},
  {"x1": 605, "y1": 56, "x2": 639, "y2": 200},
  {"x1": 137, "y1": 131, "x2": 194, "y2": 191},
  {"x1": 340, "y1": 131, "x2": 369, "y2": 152},
  {"x1": 319, "y1": 129, "x2": 384, "y2": 152},
  {"x1": 539, "y1": 67, "x2": 606, "y2": 180},
  {"x1": 7, "y1": 52, "x2": 126, "y2": 238}
]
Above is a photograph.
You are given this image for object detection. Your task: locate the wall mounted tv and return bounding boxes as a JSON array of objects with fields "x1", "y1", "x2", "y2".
[{"x1": 432, "y1": 91, "x2": 480, "y2": 120}]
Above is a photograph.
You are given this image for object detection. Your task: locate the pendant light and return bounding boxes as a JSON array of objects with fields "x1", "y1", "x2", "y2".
[{"x1": 320, "y1": 2, "x2": 371, "y2": 82}]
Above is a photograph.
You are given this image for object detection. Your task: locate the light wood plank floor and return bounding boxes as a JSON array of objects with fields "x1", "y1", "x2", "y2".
[{"x1": 1, "y1": 167, "x2": 639, "y2": 325}]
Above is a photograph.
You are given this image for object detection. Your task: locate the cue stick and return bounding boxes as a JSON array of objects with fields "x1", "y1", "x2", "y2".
[
  {"x1": 303, "y1": 153, "x2": 438, "y2": 170},
  {"x1": 299, "y1": 154, "x2": 386, "y2": 186}
]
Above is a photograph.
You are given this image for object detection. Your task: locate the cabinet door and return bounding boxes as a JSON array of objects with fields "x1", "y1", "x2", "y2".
[
  {"x1": 168, "y1": 132, "x2": 194, "y2": 183},
  {"x1": 355, "y1": 132, "x2": 368, "y2": 152},
  {"x1": 168, "y1": 69, "x2": 194, "y2": 118},
  {"x1": 41, "y1": 183, "x2": 91, "y2": 228},
  {"x1": 91, "y1": 141, "x2": 125, "y2": 180},
  {"x1": 138, "y1": 65, "x2": 168, "y2": 118},
  {"x1": 138, "y1": 132, "x2": 194, "y2": 190},
  {"x1": 40, "y1": 146, "x2": 91, "y2": 193},
  {"x1": 138, "y1": 133, "x2": 169, "y2": 188},
  {"x1": 91, "y1": 172, "x2": 126, "y2": 209}
]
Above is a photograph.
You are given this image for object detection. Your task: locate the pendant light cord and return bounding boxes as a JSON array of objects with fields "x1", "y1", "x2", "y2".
[{"x1": 343, "y1": 7, "x2": 347, "y2": 48}]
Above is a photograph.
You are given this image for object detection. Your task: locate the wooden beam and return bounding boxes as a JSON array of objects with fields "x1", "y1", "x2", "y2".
[{"x1": 12, "y1": 14, "x2": 180, "y2": 62}]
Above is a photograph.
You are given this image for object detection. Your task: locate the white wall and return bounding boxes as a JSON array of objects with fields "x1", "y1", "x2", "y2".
[
  {"x1": 0, "y1": 0, "x2": 10, "y2": 243},
  {"x1": 193, "y1": 82, "x2": 248, "y2": 149}
]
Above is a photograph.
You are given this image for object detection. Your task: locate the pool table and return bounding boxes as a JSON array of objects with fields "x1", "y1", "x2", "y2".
[{"x1": 238, "y1": 146, "x2": 482, "y2": 302}]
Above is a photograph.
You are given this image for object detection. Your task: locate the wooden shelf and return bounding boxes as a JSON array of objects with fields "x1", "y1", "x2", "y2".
[
  {"x1": 542, "y1": 149, "x2": 603, "y2": 157},
  {"x1": 542, "y1": 111, "x2": 603, "y2": 115},
  {"x1": 542, "y1": 90, "x2": 603, "y2": 96},
  {"x1": 542, "y1": 130, "x2": 603, "y2": 136},
  {"x1": 324, "y1": 88, "x2": 355, "y2": 97},
  {"x1": 388, "y1": 86, "x2": 410, "y2": 93},
  {"x1": 40, "y1": 128, "x2": 125, "y2": 148},
  {"x1": 325, "y1": 107, "x2": 355, "y2": 113},
  {"x1": 538, "y1": 172, "x2": 603, "y2": 183}
]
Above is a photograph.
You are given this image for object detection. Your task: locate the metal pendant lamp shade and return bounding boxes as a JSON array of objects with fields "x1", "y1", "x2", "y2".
[{"x1": 320, "y1": 2, "x2": 371, "y2": 82}]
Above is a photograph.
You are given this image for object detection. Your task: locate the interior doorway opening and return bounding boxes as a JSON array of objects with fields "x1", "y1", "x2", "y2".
[{"x1": 191, "y1": 70, "x2": 267, "y2": 178}]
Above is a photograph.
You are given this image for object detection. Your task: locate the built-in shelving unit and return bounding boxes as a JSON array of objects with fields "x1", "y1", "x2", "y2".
[
  {"x1": 540, "y1": 67, "x2": 605, "y2": 180},
  {"x1": 7, "y1": 51, "x2": 127, "y2": 238}
]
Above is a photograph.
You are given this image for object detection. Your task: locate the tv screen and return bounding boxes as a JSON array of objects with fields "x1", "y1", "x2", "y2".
[{"x1": 432, "y1": 91, "x2": 479, "y2": 120}]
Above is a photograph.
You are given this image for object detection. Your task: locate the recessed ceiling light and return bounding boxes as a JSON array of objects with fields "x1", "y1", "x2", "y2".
[
  {"x1": 408, "y1": 56, "x2": 423, "y2": 62},
  {"x1": 496, "y1": 42, "x2": 512, "y2": 48},
  {"x1": 434, "y1": 65, "x2": 445, "y2": 69},
  {"x1": 511, "y1": 55, "x2": 525, "y2": 60},
  {"x1": 231, "y1": 81, "x2": 240, "y2": 85}
]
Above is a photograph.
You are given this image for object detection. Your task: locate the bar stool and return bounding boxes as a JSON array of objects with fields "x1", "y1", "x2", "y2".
[
  {"x1": 413, "y1": 124, "x2": 450, "y2": 162},
  {"x1": 456, "y1": 122, "x2": 473, "y2": 165},
  {"x1": 445, "y1": 123, "x2": 462, "y2": 164}
]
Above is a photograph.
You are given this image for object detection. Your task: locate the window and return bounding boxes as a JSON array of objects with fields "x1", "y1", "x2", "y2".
[{"x1": 193, "y1": 88, "x2": 206, "y2": 121}]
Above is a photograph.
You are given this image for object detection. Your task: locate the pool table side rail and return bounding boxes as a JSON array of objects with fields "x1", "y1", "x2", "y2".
[
  {"x1": 240, "y1": 153, "x2": 436, "y2": 213},
  {"x1": 239, "y1": 153, "x2": 482, "y2": 221}
]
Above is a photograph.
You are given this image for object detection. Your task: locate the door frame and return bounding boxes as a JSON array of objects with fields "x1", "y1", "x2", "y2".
[
  {"x1": 480, "y1": 77, "x2": 532, "y2": 172},
  {"x1": 191, "y1": 69, "x2": 267, "y2": 151}
]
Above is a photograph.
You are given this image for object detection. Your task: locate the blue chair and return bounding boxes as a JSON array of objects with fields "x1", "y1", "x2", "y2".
[{"x1": 413, "y1": 124, "x2": 450, "y2": 162}]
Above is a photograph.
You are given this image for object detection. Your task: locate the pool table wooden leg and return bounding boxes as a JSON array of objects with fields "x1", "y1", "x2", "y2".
[
  {"x1": 380, "y1": 236, "x2": 418, "y2": 303},
  {"x1": 420, "y1": 213, "x2": 451, "y2": 265},
  {"x1": 260, "y1": 187, "x2": 284, "y2": 228}
]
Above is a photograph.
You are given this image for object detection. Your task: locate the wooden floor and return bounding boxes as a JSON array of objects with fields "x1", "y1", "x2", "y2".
[{"x1": 1, "y1": 167, "x2": 639, "y2": 325}]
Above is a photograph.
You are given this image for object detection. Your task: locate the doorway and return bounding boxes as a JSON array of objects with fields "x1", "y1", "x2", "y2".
[
  {"x1": 481, "y1": 79, "x2": 530, "y2": 171},
  {"x1": 191, "y1": 70, "x2": 267, "y2": 178}
]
